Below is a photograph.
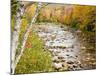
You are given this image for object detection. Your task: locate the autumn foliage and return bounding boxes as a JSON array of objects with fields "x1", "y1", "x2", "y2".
[{"x1": 37, "y1": 4, "x2": 96, "y2": 32}]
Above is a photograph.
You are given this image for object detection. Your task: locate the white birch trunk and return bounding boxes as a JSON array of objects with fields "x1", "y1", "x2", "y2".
[
  {"x1": 11, "y1": 2, "x2": 25, "y2": 74},
  {"x1": 12, "y1": 2, "x2": 43, "y2": 74}
]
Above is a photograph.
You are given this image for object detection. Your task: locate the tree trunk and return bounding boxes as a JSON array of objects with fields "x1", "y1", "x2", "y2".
[
  {"x1": 12, "y1": 2, "x2": 43, "y2": 74},
  {"x1": 11, "y1": 2, "x2": 25, "y2": 74}
]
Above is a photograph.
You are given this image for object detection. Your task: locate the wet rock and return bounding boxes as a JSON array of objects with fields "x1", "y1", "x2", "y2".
[
  {"x1": 52, "y1": 56, "x2": 58, "y2": 61},
  {"x1": 75, "y1": 55, "x2": 78, "y2": 58},
  {"x1": 52, "y1": 59, "x2": 59, "y2": 63},
  {"x1": 52, "y1": 52, "x2": 58, "y2": 56},
  {"x1": 79, "y1": 64, "x2": 83, "y2": 68},
  {"x1": 81, "y1": 46, "x2": 86, "y2": 50},
  {"x1": 86, "y1": 57, "x2": 91, "y2": 60},
  {"x1": 68, "y1": 55, "x2": 74, "y2": 59},
  {"x1": 59, "y1": 46, "x2": 67, "y2": 49},
  {"x1": 58, "y1": 56, "x2": 64, "y2": 59},
  {"x1": 55, "y1": 50, "x2": 61, "y2": 54},
  {"x1": 66, "y1": 54, "x2": 70, "y2": 56},
  {"x1": 67, "y1": 61, "x2": 74, "y2": 64},
  {"x1": 72, "y1": 64, "x2": 78, "y2": 68},
  {"x1": 61, "y1": 59, "x2": 66, "y2": 62},
  {"x1": 67, "y1": 65, "x2": 74, "y2": 71},
  {"x1": 53, "y1": 63, "x2": 62, "y2": 70},
  {"x1": 57, "y1": 53, "x2": 66, "y2": 58},
  {"x1": 62, "y1": 62, "x2": 68, "y2": 67}
]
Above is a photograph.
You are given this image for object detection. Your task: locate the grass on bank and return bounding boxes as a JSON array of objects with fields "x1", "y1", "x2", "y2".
[{"x1": 15, "y1": 31, "x2": 53, "y2": 74}]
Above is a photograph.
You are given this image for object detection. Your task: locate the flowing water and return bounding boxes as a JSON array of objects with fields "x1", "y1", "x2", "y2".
[{"x1": 33, "y1": 23, "x2": 96, "y2": 71}]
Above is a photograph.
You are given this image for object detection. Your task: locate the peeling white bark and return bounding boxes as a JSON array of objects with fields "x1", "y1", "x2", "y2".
[
  {"x1": 11, "y1": 2, "x2": 43, "y2": 74},
  {"x1": 11, "y1": 2, "x2": 25, "y2": 74}
]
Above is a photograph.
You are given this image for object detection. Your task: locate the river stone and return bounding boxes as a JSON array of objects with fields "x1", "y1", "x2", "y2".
[
  {"x1": 62, "y1": 62, "x2": 68, "y2": 67},
  {"x1": 81, "y1": 46, "x2": 86, "y2": 50},
  {"x1": 72, "y1": 64, "x2": 78, "y2": 68},
  {"x1": 66, "y1": 54, "x2": 70, "y2": 56},
  {"x1": 58, "y1": 56, "x2": 64, "y2": 59},
  {"x1": 53, "y1": 63, "x2": 62, "y2": 70},
  {"x1": 60, "y1": 58, "x2": 67, "y2": 62},
  {"x1": 52, "y1": 56, "x2": 58, "y2": 62},
  {"x1": 58, "y1": 52, "x2": 66, "y2": 56},
  {"x1": 67, "y1": 61, "x2": 74, "y2": 64}
]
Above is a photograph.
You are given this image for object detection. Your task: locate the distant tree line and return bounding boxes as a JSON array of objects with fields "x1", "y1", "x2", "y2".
[{"x1": 37, "y1": 4, "x2": 96, "y2": 32}]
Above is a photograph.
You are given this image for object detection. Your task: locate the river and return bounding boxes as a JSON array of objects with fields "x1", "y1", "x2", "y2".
[{"x1": 32, "y1": 23, "x2": 96, "y2": 71}]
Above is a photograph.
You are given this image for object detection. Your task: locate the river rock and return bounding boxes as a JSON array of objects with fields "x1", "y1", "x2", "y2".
[
  {"x1": 53, "y1": 63, "x2": 62, "y2": 70},
  {"x1": 52, "y1": 56, "x2": 58, "y2": 62},
  {"x1": 67, "y1": 61, "x2": 74, "y2": 64},
  {"x1": 81, "y1": 46, "x2": 86, "y2": 50}
]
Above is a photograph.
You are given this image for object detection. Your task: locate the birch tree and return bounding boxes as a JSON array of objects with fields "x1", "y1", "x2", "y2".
[
  {"x1": 11, "y1": 1, "x2": 25, "y2": 74},
  {"x1": 11, "y1": 2, "x2": 43, "y2": 74}
]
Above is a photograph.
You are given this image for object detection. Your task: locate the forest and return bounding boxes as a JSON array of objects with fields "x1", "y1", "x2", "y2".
[{"x1": 11, "y1": 0, "x2": 96, "y2": 74}]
